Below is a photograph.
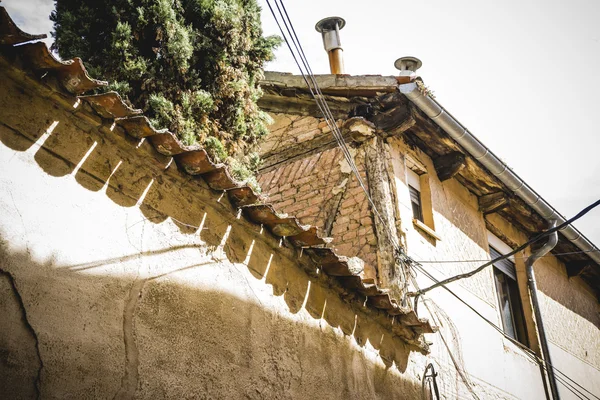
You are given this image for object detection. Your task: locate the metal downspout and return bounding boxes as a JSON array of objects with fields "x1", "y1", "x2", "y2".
[{"x1": 526, "y1": 221, "x2": 560, "y2": 400}]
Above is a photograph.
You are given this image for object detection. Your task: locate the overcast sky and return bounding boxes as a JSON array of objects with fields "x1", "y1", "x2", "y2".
[{"x1": 5, "y1": 0, "x2": 600, "y2": 247}]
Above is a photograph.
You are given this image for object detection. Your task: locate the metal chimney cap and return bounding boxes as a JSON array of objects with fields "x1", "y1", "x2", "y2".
[
  {"x1": 394, "y1": 56, "x2": 422, "y2": 72},
  {"x1": 315, "y1": 16, "x2": 346, "y2": 33}
]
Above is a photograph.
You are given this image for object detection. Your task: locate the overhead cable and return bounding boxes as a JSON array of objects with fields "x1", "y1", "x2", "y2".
[
  {"x1": 413, "y1": 199, "x2": 600, "y2": 296},
  {"x1": 412, "y1": 263, "x2": 598, "y2": 400},
  {"x1": 415, "y1": 248, "x2": 600, "y2": 264},
  {"x1": 264, "y1": 0, "x2": 404, "y2": 254}
]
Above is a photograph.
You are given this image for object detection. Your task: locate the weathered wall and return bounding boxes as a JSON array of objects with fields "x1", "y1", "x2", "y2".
[
  {"x1": 388, "y1": 138, "x2": 600, "y2": 399},
  {"x1": 257, "y1": 109, "x2": 600, "y2": 399},
  {"x1": 486, "y1": 213, "x2": 600, "y2": 399},
  {"x1": 258, "y1": 113, "x2": 378, "y2": 281},
  {"x1": 0, "y1": 70, "x2": 428, "y2": 399},
  {"x1": 2, "y1": 60, "x2": 599, "y2": 399}
]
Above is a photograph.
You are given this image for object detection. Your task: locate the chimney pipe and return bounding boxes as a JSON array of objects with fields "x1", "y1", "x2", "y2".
[
  {"x1": 315, "y1": 16, "x2": 346, "y2": 74},
  {"x1": 394, "y1": 56, "x2": 422, "y2": 82}
]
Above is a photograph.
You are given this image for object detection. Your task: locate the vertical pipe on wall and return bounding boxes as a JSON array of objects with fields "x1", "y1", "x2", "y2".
[{"x1": 525, "y1": 220, "x2": 560, "y2": 400}]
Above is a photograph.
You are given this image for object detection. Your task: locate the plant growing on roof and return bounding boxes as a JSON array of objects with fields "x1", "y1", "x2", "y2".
[
  {"x1": 415, "y1": 79, "x2": 435, "y2": 99},
  {"x1": 51, "y1": 0, "x2": 281, "y2": 186}
]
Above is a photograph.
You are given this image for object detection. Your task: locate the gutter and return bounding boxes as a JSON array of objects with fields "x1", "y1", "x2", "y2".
[{"x1": 398, "y1": 82, "x2": 600, "y2": 268}]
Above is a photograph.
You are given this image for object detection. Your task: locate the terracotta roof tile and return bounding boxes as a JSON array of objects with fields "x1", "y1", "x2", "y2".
[{"x1": 0, "y1": 6, "x2": 434, "y2": 346}]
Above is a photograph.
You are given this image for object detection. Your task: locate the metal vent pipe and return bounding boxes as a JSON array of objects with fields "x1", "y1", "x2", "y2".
[{"x1": 315, "y1": 16, "x2": 346, "y2": 74}]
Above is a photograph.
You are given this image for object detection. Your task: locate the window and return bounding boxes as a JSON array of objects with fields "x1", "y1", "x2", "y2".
[
  {"x1": 409, "y1": 185, "x2": 423, "y2": 222},
  {"x1": 407, "y1": 168, "x2": 423, "y2": 222},
  {"x1": 489, "y1": 245, "x2": 529, "y2": 345},
  {"x1": 406, "y1": 164, "x2": 440, "y2": 241}
]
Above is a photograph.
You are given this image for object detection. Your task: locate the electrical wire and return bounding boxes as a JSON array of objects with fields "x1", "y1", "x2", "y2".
[
  {"x1": 414, "y1": 199, "x2": 600, "y2": 296},
  {"x1": 266, "y1": 0, "x2": 411, "y2": 295},
  {"x1": 265, "y1": 0, "x2": 404, "y2": 251},
  {"x1": 411, "y1": 263, "x2": 599, "y2": 400},
  {"x1": 414, "y1": 248, "x2": 600, "y2": 264}
]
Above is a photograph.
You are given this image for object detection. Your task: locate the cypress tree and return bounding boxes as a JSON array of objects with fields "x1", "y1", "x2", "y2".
[{"x1": 51, "y1": 0, "x2": 280, "y2": 186}]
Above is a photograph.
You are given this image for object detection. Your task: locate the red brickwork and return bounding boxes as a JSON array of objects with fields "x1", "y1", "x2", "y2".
[
  {"x1": 258, "y1": 114, "x2": 379, "y2": 279},
  {"x1": 260, "y1": 113, "x2": 339, "y2": 158}
]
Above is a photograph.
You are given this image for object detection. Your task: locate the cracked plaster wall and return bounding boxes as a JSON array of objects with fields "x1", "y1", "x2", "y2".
[
  {"x1": 390, "y1": 138, "x2": 600, "y2": 399},
  {"x1": 0, "y1": 70, "x2": 431, "y2": 399}
]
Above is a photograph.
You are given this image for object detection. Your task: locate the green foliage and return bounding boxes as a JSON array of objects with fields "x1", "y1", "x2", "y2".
[
  {"x1": 204, "y1": 136, "x2": 227, "y2": 162},
  {"x1": 51, "y1": 0, "x2": 281, "y2": 185},
  {"x1": 229, "y1": 156, "x2": 261, "y2": 193}
]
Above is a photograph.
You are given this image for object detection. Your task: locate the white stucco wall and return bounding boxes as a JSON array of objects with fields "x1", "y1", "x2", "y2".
[{"x1": 388, "y1": 137, "x2": 600, "y2": 399}]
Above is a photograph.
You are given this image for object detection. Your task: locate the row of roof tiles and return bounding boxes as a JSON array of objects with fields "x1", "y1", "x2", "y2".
[{"x1": 0, "y1": 7, "x2": 434, "y2": 344}]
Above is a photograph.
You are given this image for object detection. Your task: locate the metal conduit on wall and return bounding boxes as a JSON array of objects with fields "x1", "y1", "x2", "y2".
[{"x1": 399, "y1": 82, "x2": 600, "y2": 264}]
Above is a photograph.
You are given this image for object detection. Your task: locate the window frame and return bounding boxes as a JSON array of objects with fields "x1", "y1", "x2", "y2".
[
  {"x1": 408, "y1": 184, "x2": 424, "y2": 223},
  {"x1": 406, "y1": 162, "x2": 439, "y2": 241},
  {"x1": 488, "y1": 240, "x2": 529, "y2": 346}
]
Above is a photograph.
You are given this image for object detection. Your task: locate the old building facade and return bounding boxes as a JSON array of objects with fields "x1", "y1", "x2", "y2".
[
  {"x1": 256, "y1": 71, "x2": 600, "y2": 399},
  {"x1": 1, "y1": 7, "x2": 599, "y2": 399}
]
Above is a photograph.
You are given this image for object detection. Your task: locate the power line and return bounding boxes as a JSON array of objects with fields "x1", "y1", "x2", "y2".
[
  {"x1": 414, "y1": 249, "x2": 600, "y2": 264},
  {"x1": 273, "y1": 0, "x2": 402, "y2": 246},
  {"x1": 265, "y1": 0, "x2": 408, "y2": 279},
  {"x1": 411, "y1": 263, "x2": 599, "y2": 400},
  {"x1": 414, "y1": 199, "x2": 600, "y2": 296}
]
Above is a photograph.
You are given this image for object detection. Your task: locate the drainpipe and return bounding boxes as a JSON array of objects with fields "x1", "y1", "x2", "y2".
[
  {"x1": 526, "y1": 220, "x2": 560, "y2": 400},
  {"x1": 315, "y1": 17, "x2": 346, "y2": 74}
]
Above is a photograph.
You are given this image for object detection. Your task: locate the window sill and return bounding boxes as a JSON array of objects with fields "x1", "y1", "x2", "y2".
[{"x1": 413, "y1": 219, "x2": 441, "y2": 241}]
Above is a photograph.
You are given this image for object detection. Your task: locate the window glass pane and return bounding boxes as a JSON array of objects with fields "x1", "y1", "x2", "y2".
[
  {"x1": 409, "y1": 185, "x2": 423, "y2": 222},
  {"x1": 494, "y1": 268, "x2": 517, "y2": 339},
  {"x1": 411, "y1": 202, "x2": 423, "y2": 222},
  {"x1": 489, "y1": 241, "x2": 529, "y2": 346},
  {"x1": 507, "y1": 276, "x2": 529, "y2": 345}
]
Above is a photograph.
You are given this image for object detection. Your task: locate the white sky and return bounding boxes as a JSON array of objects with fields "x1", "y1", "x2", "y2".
[{"x1": 5, "y1": 0, "x2": 600, "y2": 246}]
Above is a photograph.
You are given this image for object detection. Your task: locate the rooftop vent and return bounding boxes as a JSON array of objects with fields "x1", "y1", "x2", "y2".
[
  {"x1": 315, "y1": 16, "x2": 346, "y2": 74},
  {"x1": 394, "y1": 56, "x2": 422, "y2": 73}
]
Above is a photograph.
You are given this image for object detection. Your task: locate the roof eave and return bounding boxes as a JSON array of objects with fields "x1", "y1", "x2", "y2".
[{"x1": 399, "y1": 81, "x2": 600, "y2": 270}]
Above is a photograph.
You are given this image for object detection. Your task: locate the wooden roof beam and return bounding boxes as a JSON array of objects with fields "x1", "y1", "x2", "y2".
[
  {"x1": 565, "y1": 261, "x2": 592, "y2": 278},
  {"x1": 434, "y1": 151, "x2": 466, "y2": 182},
  {"x1": 480, "y1": 191, "x2": 510, "y2": 215}
]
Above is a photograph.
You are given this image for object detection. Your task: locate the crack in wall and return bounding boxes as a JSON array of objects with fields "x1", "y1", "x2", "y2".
[
  {"x1": 113, "y1": 278, "x2": 147, "y2": 400},
  {"x1": 0, "y1": 268, "x2": 43, "y2": 399},
  {"x1": 323, "y1": 177, "x2": 350, "y2": 237}
]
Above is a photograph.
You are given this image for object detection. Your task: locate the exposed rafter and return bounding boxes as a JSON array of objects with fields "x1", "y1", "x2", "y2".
[
  {"x1": 479, "y1": 192, "x2": 510, "y2": 215},
  {"x1": 433, "y1": 151, "x2": 466, "y2": 182},
  {"x1": 565, "y1": 261, "x2": 591, "y2": 278}
]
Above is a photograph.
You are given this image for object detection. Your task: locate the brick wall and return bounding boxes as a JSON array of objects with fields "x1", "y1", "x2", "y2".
[
  {"x1": 258, "y1": 113, "x2": 378, "y2": 281},
  {"x1": 260, "y1": 114, "x2": 324, "y2": 157}
]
